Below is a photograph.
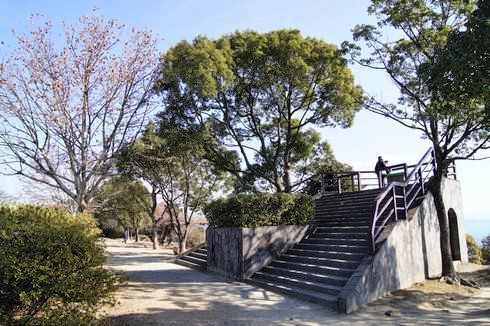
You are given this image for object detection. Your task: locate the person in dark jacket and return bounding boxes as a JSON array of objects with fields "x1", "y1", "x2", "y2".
[{"x1": 375, "y1": 156, "x2": 390, "y2": 187}]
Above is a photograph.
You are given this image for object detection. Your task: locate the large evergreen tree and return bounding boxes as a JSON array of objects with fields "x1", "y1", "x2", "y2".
[{"x1": 157, "y1": 30, "x2": 363, "y2": 193}]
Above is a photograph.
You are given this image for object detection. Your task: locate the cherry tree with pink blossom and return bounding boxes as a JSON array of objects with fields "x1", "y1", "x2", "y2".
[{"x1": 0, "y1": 14, "x2": 160, "y2": 212}]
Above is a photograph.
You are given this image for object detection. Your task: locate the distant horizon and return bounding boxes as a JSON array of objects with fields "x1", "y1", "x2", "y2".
[{"x1": 464, "y1": 219, "x2": 490, "y2": 242}]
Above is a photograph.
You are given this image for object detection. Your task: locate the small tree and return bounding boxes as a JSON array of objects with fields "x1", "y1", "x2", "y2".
[
  {"x1": 94, "y1": 176, "x2": 151, "y2": 242},
  {"x1": 0, "y1": 15, "x2": 159, "y2": 212},
  {"x1": 157, "y1": 30, "x2": 363, "y2": 192},
  {"x1": 482, "y1": 235, "x2": 490, "y2": 265},
  {"x1": 119, "y1": 122, "x2": 228, "y2": 253},
  {"x1": 466, "y1": 234, "x2": 483, "y2": 265},
  {"x1": 344, "y1": 0, "x2": 489, "y2": 279}
]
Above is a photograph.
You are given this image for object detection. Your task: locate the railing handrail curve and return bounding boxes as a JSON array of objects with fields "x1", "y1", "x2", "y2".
[{"x1": 369, "y1": 147, "x2": 436, "y2": 254}]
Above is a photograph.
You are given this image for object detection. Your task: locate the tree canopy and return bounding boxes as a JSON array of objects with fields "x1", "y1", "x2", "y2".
[
  {"x1": 0, "y1": 15, "x2": 159, "y2": 212},
  {"x1": 429, "y1": 0, "x2": 490, "y2": 138},
  {"x1": 158, "y1": 30, "x2": 363, "y2": 193},
  {"x1": 118, "y1": 121, "x2": 228, "y2": 253},
  {"x1": 94, "y1": 176, "x2": 151, "y2": 241}
]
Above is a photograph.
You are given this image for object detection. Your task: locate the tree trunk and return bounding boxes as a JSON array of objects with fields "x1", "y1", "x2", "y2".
[
  {"x1": 431, "y1": 173, "x2": 457, "y2": 278},
  {"x1": 150, "y1": 188, "x2": 159, "y2": 250},
  {"x1": 178, "y1": 231, "x2": 189, "y2": 255},
  {"x1": 135, "y1": 227, "x2": 140, "y2": 242},
  {"x1": 77, "y1": 197, "x2": 88, "y2": 213},
  {"x1": 152, "y1": 225, "x2": 159, "y2": 250},
  {"x1": 282, "y1": 156, "x2": 292, "y2": 193}
]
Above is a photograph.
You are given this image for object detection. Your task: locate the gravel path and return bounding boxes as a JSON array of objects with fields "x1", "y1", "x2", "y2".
[{"x1": 101, "y1": 239, "x2": 490, "y2": 325}]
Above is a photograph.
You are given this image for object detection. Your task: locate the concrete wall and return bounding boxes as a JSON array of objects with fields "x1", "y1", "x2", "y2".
[
  {"x1": 338, "y1": 178, "x2": 468, "y2": 313},
  {"x1": 207, "y1": 225, "x2": 309, "y2": 280}
]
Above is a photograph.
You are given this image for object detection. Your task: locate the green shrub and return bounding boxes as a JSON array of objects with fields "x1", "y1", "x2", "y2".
[
  {"x1": 0, "y1": 205, "x2": 120, "y2": 325},
  {"x1": 205, "y1": 193, "x2": 314, "y2": 228}
]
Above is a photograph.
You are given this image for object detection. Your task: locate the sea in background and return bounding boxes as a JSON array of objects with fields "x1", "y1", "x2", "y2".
[{"x1": 464, "y1": 219, "x2": 490, "y2": 242}]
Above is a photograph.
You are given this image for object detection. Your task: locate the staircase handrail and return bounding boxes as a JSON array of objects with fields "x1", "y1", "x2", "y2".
[{"x1": 368, "y1": 147, "x2": 437, "y2": 254}]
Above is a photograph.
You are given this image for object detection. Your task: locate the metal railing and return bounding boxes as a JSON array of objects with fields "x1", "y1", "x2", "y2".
[
  {"x1": 315, "y1": 148, "x2": 458, "y2": 254},
  {"x1": 368, "y1": 148, "x2": 437, "y2": 254}
]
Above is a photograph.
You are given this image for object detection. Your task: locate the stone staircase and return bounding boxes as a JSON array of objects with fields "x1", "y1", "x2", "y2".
[
  {"x1": 247, "y1": 189, "x2": 383, "y2": 310},
  {"x1": 174, "y1": 246, "x2": 208, "y2": 271}
]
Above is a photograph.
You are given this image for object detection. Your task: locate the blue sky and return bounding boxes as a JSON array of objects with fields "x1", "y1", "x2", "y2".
[{"x1": 0, "y1": 1, "x2": 488, "y2": 230}]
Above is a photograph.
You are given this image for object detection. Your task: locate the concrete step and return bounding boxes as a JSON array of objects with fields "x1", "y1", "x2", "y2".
[
  {"x1": 303, "y1": 237, "x2": 369, "y2": 246},
  {"x1": 174, "y1": 258, "x2": 206, "y2": 271},
  {"x1": 196, "y1": 248, "x2": 208, "y2": 255},
  {"x1": 314, "y1": 211, "x2": 373, "y2": 219},
  {"x1": 317, "y1": 190, "x2": 380, "y2": 202},
  {"x1": 246, "y1": 278, "x2": 338, "y2": 310},
  {"x1": 288, "y1": 248, "x2": 364, "y2": 261},
  {"x1": 270, "y1": 260, "x2": 355, "y2": 278},
  {"x1": 260, "y1": 265, "x2": 349, "y2": 287},
  {"x1": 313, "y1": 216, "x2": 371, "y2": 222},
  {"x1": 252, "y1": 271, "x2": 342, "y2": 296},
  {"x1": 188, "y1": 252, "x2": 207, "y2": 260},
  {"x1": 314, "y1": 220, "x2": 370, "y2": 227},
  {"x1": 279, "y1": 254, "x2": 360, "y2": 269},
  {"x1": 314, "y1": 226, "x2": 369, "y2": 233},
  {"x1": 315, "y1": 207, "x2": 373, "y2": 216},
  {"x1": 180, "y1": 255, "x2": 207, "y2": 266},
  {"x1": 307, "y1": 232, "x2": 368, "y2": 240},
  {"x1": 316, "y1": 199, "x2": 376, "y2": 210},
  {"x1": 295, "y1": 242, "x2": 368, "y2": 254}
]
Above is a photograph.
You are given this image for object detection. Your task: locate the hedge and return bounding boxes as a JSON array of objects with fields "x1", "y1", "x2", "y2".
[
  {"x1": 0, "y1": 205, "x2": 120, "y2": 325},
  {"x1": 204, "y1": 193, "x2": 314, "y2": 228}
]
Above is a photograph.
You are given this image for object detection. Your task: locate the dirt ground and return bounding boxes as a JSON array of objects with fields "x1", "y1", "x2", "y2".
[{"x1": 100, "y1": 238, "x2": 490, "y2": 326}]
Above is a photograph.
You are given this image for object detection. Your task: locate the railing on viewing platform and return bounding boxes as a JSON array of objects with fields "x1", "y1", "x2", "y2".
[{"x1": 314, "y1": 148, "x2": 457, "y2": 254}]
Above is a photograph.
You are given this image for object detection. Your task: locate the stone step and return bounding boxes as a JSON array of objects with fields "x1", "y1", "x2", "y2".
[
  {"x1": 252, "y1": 271, "x2": 343, "y2": 296},
  {"x1": 270, "y1": 260, "x2": 355, "y2": 278},
  {"x1": 260, "y1": 265, "x2": 349, "y2": 287},
  {"x1": 288, "y1": 248, "x2": 364, "y2": 261},
  {"x1": 246, "y1": 278, "x2": 338, "y2": 310},
  {"x1": 279, "y1": 254, "x2": 360, "y2": 270},
  {"x1": 196, "y1": 248, "x2": 208, "y2": 255}
]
